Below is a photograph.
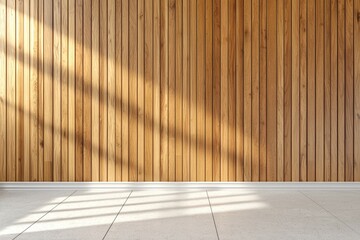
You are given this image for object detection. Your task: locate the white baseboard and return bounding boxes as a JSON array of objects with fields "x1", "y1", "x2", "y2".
[{"x1": 0, "y1": 182, "x2": 360, "y2": 190}]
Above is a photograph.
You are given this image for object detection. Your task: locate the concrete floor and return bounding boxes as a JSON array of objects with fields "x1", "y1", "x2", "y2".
[{"x1": 1, "y1": 189, "x2": 360, "y2": 240}]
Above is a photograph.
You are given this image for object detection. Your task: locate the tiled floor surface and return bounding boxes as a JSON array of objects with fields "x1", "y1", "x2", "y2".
[{"x1": 1, "y1": 189, "x2": 360, "y2": 239}]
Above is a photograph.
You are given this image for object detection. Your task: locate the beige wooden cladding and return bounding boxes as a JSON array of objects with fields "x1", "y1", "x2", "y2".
[{"x1": 0, "y1": 0, "x2": 360, "y2": 182}]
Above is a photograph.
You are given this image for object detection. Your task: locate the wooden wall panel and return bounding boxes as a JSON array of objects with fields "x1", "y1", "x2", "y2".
[{"x1": 1, "y1": 0, "x2": 360, "y2": 182}]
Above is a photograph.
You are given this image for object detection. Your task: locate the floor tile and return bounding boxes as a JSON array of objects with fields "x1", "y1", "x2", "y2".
[
  {"x1": 16, "y1": 190, "x2": 130, "y2": 240},
  {"x1": 208, "y1": 190, "x2": 360, "y2": 240},
  {"x1": 104, "y1": 190, "x2": 218, "y2": 240},
  {"x1": 0, "y1": 190, "x2": 73, "y2": 240}
]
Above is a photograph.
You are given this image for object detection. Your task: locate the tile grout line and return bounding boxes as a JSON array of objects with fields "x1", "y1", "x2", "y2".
[
  {"x1": 12, "y1": 190, "x2": 78, "y2": 240},
  {"x1": 299, "y1": 190, "x2": 360, "y2": 237},
  {"x1": 102, "y1": 190, "x2": 133, "y2": 240},
  {"x1": 206, "y1": 190, "x2": 220, "y2": 240}
]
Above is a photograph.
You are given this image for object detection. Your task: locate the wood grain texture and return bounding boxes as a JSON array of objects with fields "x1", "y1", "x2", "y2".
[{"x1": 1, "y1": 0, "x2": 359, "y2": 182}]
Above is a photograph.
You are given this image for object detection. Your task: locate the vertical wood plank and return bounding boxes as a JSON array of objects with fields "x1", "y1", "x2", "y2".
[
  {"x1": 0, "y1": 0, "x2": 6, "y2": 181},
  {"x1": 205, "y1": 0, "x2": 212, "y2": 181},
  {"x1": 92, "y1": 0, "x2": 100, "y2": 181},
  {"x1": 6, "y1": 0, "x2": 16, "y2": 181},
  {"x1": 16, "y1": 0, "x2": 24, "y2": 181},
  {"x1": 121, "y1": 0, "x2": 129, "y2": 181},
  {"x1": 153, "y1": 0, "x2": 161, "y2": 181},
  {"x1": 29, "y1": 0, "x2": 39, "y2": 181},
  {"x1": 277, "y1": 0, "x2": 284, "y2": 181},
  {"x1": 299, "y1": 0, "x2": 307, "y2": 181},
  {"x1": 145, "y1": 0, "x2": 154, "y2": 181},
  {"x1": 160, "y1": 0, "x2": 169, "y2": 181},
  {"x1": 338, "y1": 0, "x2": 345, "y2": 181},
  {"x1": 212, "y1": 0, "x2": 220, "y2": 181},
  {"x1": 108, "y1": 0, "x2": 116, "y2": 181},
  {"x1": 75, "y1": 0, "x2": 83, "y2": 181},
  {"x1": 221, "y1": 0, "x2": 229, "y2": 181},
  {"x1": 316, "y1": 0, "x2": 325, "y2": 181},
  {"x1": 251, "y1": 0, "x2": 259, "y2": 181},
  {"x1": 83, "y1": 0, "x2": 92, "y2": 181},
  {"x1": 175, "y1": 0, "x2": 183, "y2": 181},
  {"x1": 307, "y1": 0, "x2": 316, "y2": 181},
  {"x1": 291, "y1": 0, "x2": 300, "y2": 181},
  {"x1": 284, "y1": 0, "x2": 292, "y2": 181},
  {"x1": 228, "y1": 0, "x2": 236, "y2": 181},
  {"x1": 137, "y1": 0, "x2": 144, "y2": 181},
  {"x1": 267, "y1": 0, "x2": 277, "y2": 181},
  {"x1": 61, "y1": 0, "x2": 68, "y2": 181},
  {"x1": 168, "y1": 0, "x2": 175, "y2": 180},
  {"x1": 355, "y1": 0, "x2": 360, "y2": 181},
  {"x1": 99, "y1": 0, "x2": 108, "y2": 181},
  {"x1": 197, "y1": 0, "x2": 205, "y2": 181},
  {"x1": 259, "y1": 0, "x2": 267, "y2": 181},
  {"x1": 236, "y1": 0, "x2": 244, "y2": 181},
  {"x1": 53, "y1": 0, "x2": 61, "y2": 181},
  {"x1": 23, "y1": 0, "x2": 30, "y2": 181},
  {"x1": 129, "y1": 0, "x2": 138, "y2": 181},
  {"x1": 330, "y1": 0, "x2": 338, "y2": 181},
  {"x1": 43, "y1": 0, "x2": 53, "y2": 181},
  {"x1": 243, "y1": 0, "x2": 251, "y2": 181},
  {"x1": 115, "y1": 0, "x2": 122, "y2": 181},
  {"x1": 345, "y1": 0, "x2": 354, "y2": 181},
  {"x1": 182, "y1": 0, "x2": 190, "y2": 181},
  {"x1": 324, "y1": 0, "x2": 331, "y2": 181},
  {"x1": 68, "y1": 0, "x2": 76, "y2": 181}
]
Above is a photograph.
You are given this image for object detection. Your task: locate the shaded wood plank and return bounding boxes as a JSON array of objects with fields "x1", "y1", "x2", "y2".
[
  {"x1": 160, "y1": 0, "x2": 169, "y2": 181},
  {"x1": 236, "y1": 0, "x2": 244, "y2": 181},
  {"x1": 299, "y1": 0, "x2": 307, "y2": 181},
  {"x1": 212, "y1": 0, "x2": 220, "y2": 181},
  {"x1": 29, "y1": 0, "x2": 39, "y2": 181},
  {"x1": 338, "y1": 0, "x2": 345, "y2": 181},
  {"x1": 251, "y1": 0, "x2": 259, "y2": 181},
  {"x1": 316, "y1": 0, "x2": 325, "y2": 181},
  {"x1": 108, "y1": 0, "x2": 116, "y2": 181},
  {"x1": 330, "y1": 0, "x2": 338, "y2": 181},
  {"x1": 307, "y1": 0, "x2": 316, "y2": 181},
  {"x1": 345, "y1": 0, "x2": 354, "y2": 181},
  {"x1": 355, "y1": 0, "x2": 360, "y2": 181},
  {"x1": 92, "y1": 0, "x2": 100, "y2": 181},
  {"x1": 145, "y1": 0, "x2": 154, "y2": 181},
  {"x1": 267, "y1": 0, "x2": 277, "y2": 181},
  {"x1": 277, "y1": 0, "x2": 284, "y2": 181},
  {"x1": 324, "y1": 0, "x2": 331, "y2": 181},
  {"x1": 0, "y1": 0, "x2": 6, "y2": 181},
  {"x1": 137, "y1": 0, "x2": 144, "y2": 181},
  {"x1": 43, "y1": 0, "x2": 53, "y2": 181},
  {"x1": 99, "y1": 0, "x2": 108, "y2": 181},
  {"x1": 61, "y1": 0, "x2": 68, "y2": 181},
  {"x1": 221, "y1": 0, "x2": 229, "y2": 181},
  {"x1": 259, "y1": 0, "x2": 267, "y2": 181},
  {"x1": 168, "y1": 0, "x2": 176, "y2": 180},
  {"x1": 121, "y1": 0, "x2": 129, "y2": 181},
  {"x1": 16, "y1": 0, "x2": 24, "y2": 181},
  {"x1": 182, "y1": 0, "x2": 190, "y2": 181},
  {"x1": 153, "y1": 0, "x2": 161, "y2": 181},
  {"x1": 53, "y1": 0, "x2": 61, "y2": 181},
  {"x1": 68, "y1": 0, "x2": 76, "y2": 181},
  {"x1": 115, "y1": 0, "x2": 122, "y2": 181},
  {"x1": 129, "y1": 0, "x2": 138, "y2": 181},
  {"x1": 175, "y1": 0, "x2": 183, "y2": 181},
  {"x1": 228, "y1": 0, "x2": 236, "y2": 181}
]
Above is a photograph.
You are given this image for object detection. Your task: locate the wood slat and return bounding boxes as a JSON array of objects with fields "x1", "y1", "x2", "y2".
[
  {"x1": 267, "y1": 0, "x2": 277, "y2": 181},
  {"x1": 0, "y1": 0, "x2": 6, "y2": 181},
  {"x1": 84, "y1": 0, "x2": 93, "y2": 181}
]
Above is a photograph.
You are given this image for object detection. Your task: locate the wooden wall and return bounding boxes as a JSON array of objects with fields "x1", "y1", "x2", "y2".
[{"x1": 0, "y1": 0, "x2": 360, "y2": 182}]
